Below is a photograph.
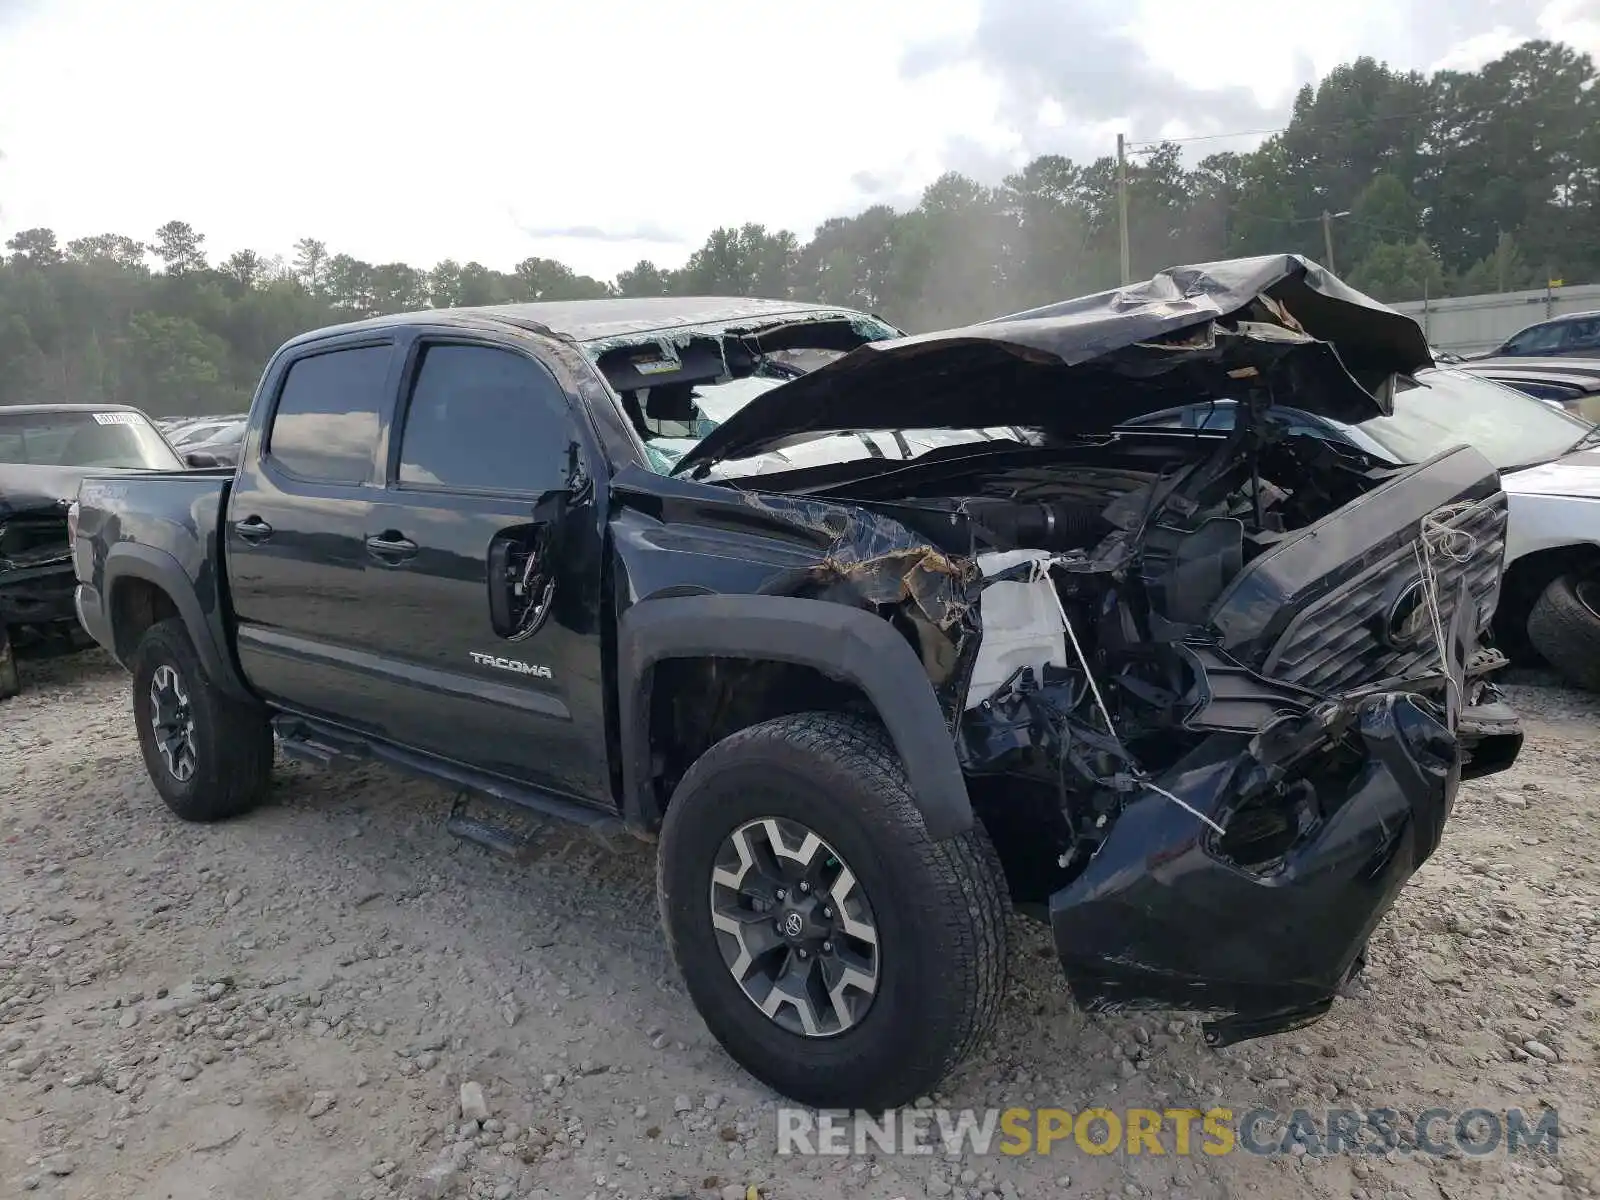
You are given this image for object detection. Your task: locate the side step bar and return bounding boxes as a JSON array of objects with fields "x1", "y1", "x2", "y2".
[{"x1": 271, "y1": 715, "x2": 628, "y2": 850}]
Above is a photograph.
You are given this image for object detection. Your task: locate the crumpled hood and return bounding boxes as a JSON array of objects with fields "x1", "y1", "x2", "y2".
[
  {"x1": 0, "y1": 463, "x2": 153, "y2": 521},
  {"x1": 674, "y1": 254, "x2": 1434, "y2": 475},
  {"x1": 1502, "y1": 446, "x2": 1600, "y2": 498}
]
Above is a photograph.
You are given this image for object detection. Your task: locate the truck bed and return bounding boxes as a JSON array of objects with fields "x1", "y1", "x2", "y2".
[{"x1": 74, "y1": 469, "x2": 236, "y2": 679}]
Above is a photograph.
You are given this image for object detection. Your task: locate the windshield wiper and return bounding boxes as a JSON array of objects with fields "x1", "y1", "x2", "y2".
[
  {"x1": 1505, "y1": 423, "x2": 1600, "y2": 472},
  {"x1": 1571, "y1": 424, "x2": 1600, "y2": 452}
]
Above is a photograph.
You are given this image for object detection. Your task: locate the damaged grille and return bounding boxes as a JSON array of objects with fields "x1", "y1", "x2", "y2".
[
  {"x1": 0, "y1": 514, "x2": 71, "y2": 569},
  {"x1": 1260, "y1": 495, "x2": 1508, "y2": 695}
]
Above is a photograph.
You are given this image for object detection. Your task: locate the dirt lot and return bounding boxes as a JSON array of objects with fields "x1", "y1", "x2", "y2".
[{"x1": 2, "y1": 651, "x2": 1596, "y2": 1200}]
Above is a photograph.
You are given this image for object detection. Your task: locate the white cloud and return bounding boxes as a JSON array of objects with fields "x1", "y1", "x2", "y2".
[
  {"x1": 1429, "y1": 27, "x2": 1525, "y2": 71},
  {"x1": 1539, "y1": 0, "x2": 1600, "y2": 55},
  {"x1": 0, "y1": 0, "x2": 987, "y2": 277},
  {"x1": 0, "y1": 0, "x2": 1588, "y2": 281}
]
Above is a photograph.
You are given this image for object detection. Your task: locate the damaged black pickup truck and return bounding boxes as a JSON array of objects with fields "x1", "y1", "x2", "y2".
[{"x1": 73, "y1": 256, "x2": 1522, "y2": 1108}]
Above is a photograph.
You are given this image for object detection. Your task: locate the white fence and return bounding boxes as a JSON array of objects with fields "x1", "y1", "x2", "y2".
[{"x1": 1390, "y1": 284, "x2": 1600, "y2": 355}]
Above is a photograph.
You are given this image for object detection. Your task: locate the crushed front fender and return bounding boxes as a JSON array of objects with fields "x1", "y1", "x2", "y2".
[{"x1": 1048, "y1": 689, "x2": 1460, "y2": 1046}]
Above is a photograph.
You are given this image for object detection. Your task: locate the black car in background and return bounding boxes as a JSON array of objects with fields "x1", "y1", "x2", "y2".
[
  {"x1": 1, "y1": 404, "x2": 186, "y2": 698},
  {"x1": 176, "y1": 417, "x2": 247, "y2": 468},
  {"x1": 157, "y1": 414, "x2": 249, "y2": 467},
  {"x1": 1476, "y1": 310, "x2": 1600, "y2": 359}
]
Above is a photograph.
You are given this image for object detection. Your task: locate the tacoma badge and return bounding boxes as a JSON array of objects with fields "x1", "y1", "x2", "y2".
[{"x1": 470, "y1": 651, "x2": 552, "y2": 679}]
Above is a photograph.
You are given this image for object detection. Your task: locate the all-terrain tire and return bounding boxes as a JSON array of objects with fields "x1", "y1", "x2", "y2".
[
  {"x1": 130, "y1": 618, "x2": 274, "y2": 821},
  {"x1": 657, "y1": 711, "x2": 1008, "y2": 1109},
  {"x1": 1526, "y1": 573, "x2": 1600, "y2": 691}
]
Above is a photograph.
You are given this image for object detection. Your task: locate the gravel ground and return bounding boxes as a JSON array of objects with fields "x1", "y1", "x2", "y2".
[{"x1": 2, "y1": 650, "x2": 1596, "y2": 1200}]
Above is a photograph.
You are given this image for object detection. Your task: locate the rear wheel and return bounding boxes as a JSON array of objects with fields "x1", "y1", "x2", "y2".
[
  {"x1": 1526, "y1": 572, "x2": 1600, "y2": 691},
  {"x1": 131, "y1": 618, "x2": 274, "y2": 820},
  {"x1": 657, "y1": 711, "x2": 1008, "y2": 1109}
]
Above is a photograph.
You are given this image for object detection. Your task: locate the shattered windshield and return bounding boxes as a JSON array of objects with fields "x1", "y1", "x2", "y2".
[
  {"x1": 1118, "y1": 367, "x2": 1594, "y2": 472},
  {"x1": 632, "y1": 369, "x2": 1029, "y2": 477},
  {"x1": 1358, "y1": 368, "x2": 1593, "y2": 469},
  {"x1": 626, "y1": 370, "x2": 795, "y2": 474},
  {"x1": 593, "y1": 321, "x2": 1030, "y2": 476}
]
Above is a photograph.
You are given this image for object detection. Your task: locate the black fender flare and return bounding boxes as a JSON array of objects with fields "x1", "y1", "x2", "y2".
[
  {"x1": 103, "y1": 543, "x2": 253, "y2": 702},
  {"x1": 617, "y1": 593, "x2": 974, "y2": 841}
]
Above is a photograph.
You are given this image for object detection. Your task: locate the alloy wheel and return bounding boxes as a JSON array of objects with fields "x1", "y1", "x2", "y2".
[
  {"x1": 148, "y1": 663, "x2": 197, "y2": 783},
  {"x1": 708, "y1": 816, "x2": 881, "y2": 1038}
]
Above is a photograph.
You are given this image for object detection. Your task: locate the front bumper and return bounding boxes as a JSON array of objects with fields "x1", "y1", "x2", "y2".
[
  {"x1": 0, "y1": 561, "x2": 77, "y2": 627},
  {"x1": 1049, "y1": 691, "x2": 1460, "y2": 1045},
  {"x1": 1047, "y1": 577, "x2": 1514, "y2": 1047}
]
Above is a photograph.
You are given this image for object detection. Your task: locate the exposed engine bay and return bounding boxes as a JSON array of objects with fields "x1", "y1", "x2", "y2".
[
  {"x1": 707, "y1": 405, "x2": 1512, "y2": 1036},
  {"x1": 761, "y1": 407, "x2": 1470, "y2": 863}
]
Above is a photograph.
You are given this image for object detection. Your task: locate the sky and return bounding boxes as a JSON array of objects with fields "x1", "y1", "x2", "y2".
[{"x1": 0, "y1": 0, "x2": 1596, "y2": 282}]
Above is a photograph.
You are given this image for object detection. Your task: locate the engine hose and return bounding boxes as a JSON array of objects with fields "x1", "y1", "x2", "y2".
[{"x1": 963, "y1": 498, "x2": 1108, "y2": 552}]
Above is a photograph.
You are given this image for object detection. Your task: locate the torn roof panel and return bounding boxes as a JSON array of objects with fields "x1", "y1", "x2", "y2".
[
  {"x1": 579, "y1": 310, "x2": 897, "y2": 360},
  {"x1": 286, "y1": 298, "x2": 897, "y2": 354}
]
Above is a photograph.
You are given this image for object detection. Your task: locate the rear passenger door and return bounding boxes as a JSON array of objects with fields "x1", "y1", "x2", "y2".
[
  {"x1": 364, "y1": 336, "x2": 611, "y2": 805},
  {"x1": 227, "y1": 337, "x2": 401, "y2": 735}
]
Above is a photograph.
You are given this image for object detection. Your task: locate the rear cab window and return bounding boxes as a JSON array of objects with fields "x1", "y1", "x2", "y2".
[{"x1": 266, "y1": 345, "x2": 392, "y2": 483}]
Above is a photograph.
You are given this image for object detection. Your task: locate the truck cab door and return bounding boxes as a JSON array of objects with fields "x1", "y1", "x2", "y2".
[
  {"x1": 225, "y1": 339, "x2": 399, "y2": 734},
  {"x1": 365, "y1": 338, "x2": 612, "y2": 806}
]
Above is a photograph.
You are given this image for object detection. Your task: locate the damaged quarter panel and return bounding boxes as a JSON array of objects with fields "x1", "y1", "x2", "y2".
[{"x1": 609, "y1": 464, "x2": 979, "y2": 840}]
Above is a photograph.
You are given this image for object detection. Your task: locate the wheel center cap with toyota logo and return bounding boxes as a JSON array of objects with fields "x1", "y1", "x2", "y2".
[{"x1": 781, "y1": 911, "x2": 805, "y2": 939}]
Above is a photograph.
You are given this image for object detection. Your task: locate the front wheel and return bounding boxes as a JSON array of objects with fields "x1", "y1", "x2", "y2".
[
  {"x1": 657, "y1": 712, "x2": 1008, "y2": 1109},
  {"x1": 1526, "y1": 572, "x2": 1600, "y2": 691},
  {"x1": 131, "y1": 618, "x2": 274, "y2": 821}
]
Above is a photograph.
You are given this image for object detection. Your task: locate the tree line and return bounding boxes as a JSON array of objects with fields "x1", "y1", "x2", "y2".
[{"x1": 2, "y1": 39, "x2": 1594, "y2": 417}]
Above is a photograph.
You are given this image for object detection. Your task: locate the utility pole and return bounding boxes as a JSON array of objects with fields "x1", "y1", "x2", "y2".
[
  {"x1": 1495, "y1": 228, "x2": 1509, "y2": 292},
  {"x1": 1321, "y1": 210, "x2": 1337, "y2": 275},
  {"x1": 1117, "y1": 134, "x2": 1131, "y2": 285}
]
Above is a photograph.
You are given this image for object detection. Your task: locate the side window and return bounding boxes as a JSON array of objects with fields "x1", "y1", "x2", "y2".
[
  {"x1": 397, "y1": 344, "x2": 572, "y2": 493},
  {"x1": 268, "y1": 346, "x2": 390, "y2": 483},
  {"x1": 1505, "y1": 322, "x2": 1565, "y2": 355}
]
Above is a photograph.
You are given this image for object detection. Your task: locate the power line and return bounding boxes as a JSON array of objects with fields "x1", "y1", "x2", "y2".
[
  {"x1": 1126, "y1": 105, "x2": 1441, "y2": 151},
  {"x1": 1127, "y1": 126, "x2": 1290, "y2": 148},
  {"x1": 1252, "y1": 214, "x2": 1421, "y2": 237}
]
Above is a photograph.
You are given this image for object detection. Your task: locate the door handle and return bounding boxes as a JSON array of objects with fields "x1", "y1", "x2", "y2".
[
  {"x1": 234, "y1": 516, "x2": 273, "y2": 544},
  {"x1": 366, "y1": 532, "x2": 418, "y2": 563}
]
